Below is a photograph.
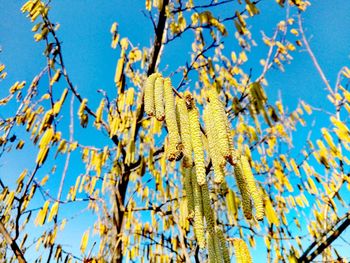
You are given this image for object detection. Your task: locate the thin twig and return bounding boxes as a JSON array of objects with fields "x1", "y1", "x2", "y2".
[
  {"x1": 0, "y1": 221, "x2": 27, "y2": 263},
  {"x1": 298, "y1": 212, "x2": 350, "y2": 262},
  {"x1": 297, "y1": 13, "x2": 333, "y2": 96},
  {"x1": 176, "y1": 39, "x2": 220, "y2": 91},
  {"x1": 57, "y1": 94, "x2": 74, "y2": 202}
]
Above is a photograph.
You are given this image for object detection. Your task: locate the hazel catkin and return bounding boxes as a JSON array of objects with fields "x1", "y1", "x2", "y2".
[
  {"x1": 240, "y1": 155, "x2": 264, "y2": 221},
  {"x1": 207, "y1": 88, "x2": 238, "y2": 166},
  {"x1": 204, "y1": 105, "x2": 226, "y2": 184},
  {"x1": 207, "y1": 232, "x2": 217, "y2": 263},
  {"x1": 213, "y1": 232, "x2": 224, "y2": 263},
  {"x1": 182, "y1": 163, "x2": 194, "y2": 219},
  {"x1": 176, "y1": 96, "x2": 193, "y2": 167},
  {"x1": 191, "y1": 167, "x2": 206, "y2": 248},
  {"x1": 233, "y1": 238, "x2": 252, "y2": 263},
  {"x1": 201, "y1": 183, "x2": 215, "y2": 234},
  {"x1": 164, "y1": 78, "x2": 183, "y2": 161},
  {"x1": 154, "y1": 76, "x2": 165, "y2": 121},
  {"x1": 234, "y1": 160, "x2": 252, "y2": 220},
  {"x1": 186, "y1": 92, "x2": 206, "y2": 186},
  {"x1": 144, "y1": 73, "x2": 160, "y2": 116},
  {"x1": 216, "y1": 227, "x2": 230, "y2": 263}
]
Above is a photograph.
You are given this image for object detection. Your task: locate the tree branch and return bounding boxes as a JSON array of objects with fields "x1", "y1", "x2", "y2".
[
  {"x1": 297, "y1": 12, "x2": 333, "y2": 96},
  {"x1": 147, "y1": 0, "x2": 169, "y2": 76},
  {"x1": 298, "y1": 212, "x2": 350, "y2": 262},
  {"x1": 0, "y1": 221, "x2": 27, "y2": 263}
]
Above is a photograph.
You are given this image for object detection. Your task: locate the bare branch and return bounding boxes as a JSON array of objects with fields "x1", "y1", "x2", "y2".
[
  {"x1": 298, "y1": 211, "x2": 350, "y2": 262},
  {"x1": 0, "y1": 221, "x2": 27, "y2": 263},
  {"x1": 297, "y1": 12, "x2": 334, "y2": 96},
  {"x1": 57, "y1": 94, "x2": 74, "y2": 202}
]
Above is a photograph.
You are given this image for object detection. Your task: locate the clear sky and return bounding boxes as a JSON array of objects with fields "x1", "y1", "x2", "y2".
[{"x1": 1, "y1": 0, "x2": 350, "y2": 261}]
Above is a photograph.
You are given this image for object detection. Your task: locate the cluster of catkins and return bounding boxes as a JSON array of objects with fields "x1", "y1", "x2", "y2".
[{"x1": 144, "y1": 73, "x2": 264, "y2": 262}]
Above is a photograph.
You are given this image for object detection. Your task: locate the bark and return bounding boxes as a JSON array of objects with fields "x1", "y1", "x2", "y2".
[
  {"x1": 298, "y1": 214, "x2": 350, "y2": 262},
  {"x1": 0, "y1": 221, "x2": 27, "y2": 263},
  {"x1": 112, "y1": 1, "x2": 169, "y2": 261}
]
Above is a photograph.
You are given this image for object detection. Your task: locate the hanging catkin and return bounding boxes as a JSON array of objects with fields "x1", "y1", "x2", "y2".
[
  {"x1": 202, "y1": 183, "x2": 224, "y2": 262},
  {"x1": 207, "y1": 233, "x2": 217, "y2": 263},
  {"x1": 216, "y1": 227, "x2": 230, "y2": 263},
  {"x1": 233, "y1": 238, "x2": 252, "y2": 263},
  {"x1": 186, "y1": 92, "x2": 206, "y2": 186},
  {"x1": 233, "y1": 238, "x2": 242, "y2": 263},
  {"x1": 234, "y1": 160, "x2": 252, "y2": 220},
  {"x1": 213, "y1": 232, "x2": 224, "y2": 263},
  {"x1": 201, "y1": 184, "x2": 215, "y2": 234},
  {"x1": 240, "y1": 155, "x2": 264, "y2": 221},
  {"x1": 182, "y1": 163, "x2": 194, "y2": 219},
  {"x1": 164, "y1": 77, "x2": 183, "y2": 161},
  {"x1": 176, "y1": 96, "x2": 192, "y2": 167},
  {"x1": 154, "y1": 76, "x2": 165, "y2": 121},
  {"x1": 207, "y1": 88, "x2": 235, "y2": 165},
  {"x1": 144, "y1": 73, "x2": 159, "y2": 116},
  {"x1": 204, "y1": 105, "x2": 226, "y2": 184},
  {"x1": 191, "y1": 167, "x2": 205, "y2": 248}
]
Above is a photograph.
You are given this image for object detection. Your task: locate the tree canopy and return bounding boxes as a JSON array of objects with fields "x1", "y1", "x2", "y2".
[{"x1": 1, "y1": 0, "x2": 350, "y2": 262}]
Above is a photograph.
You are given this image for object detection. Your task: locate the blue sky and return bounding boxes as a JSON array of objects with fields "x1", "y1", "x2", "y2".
[{"x1": 1, "y1": 0, "x2": 350, "y2": 261}]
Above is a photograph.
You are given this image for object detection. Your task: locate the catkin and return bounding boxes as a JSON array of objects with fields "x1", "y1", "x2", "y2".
[
  {"x1": 207, "y1": 89, "x2": 234, "y2": 164},
  {"x1": 240, "y1": 155, "x2": 264, "y2": 221},
  {"x1": 204, "y1": 105, "x2": 226, "y2": 184},
  {"x1": 202, "y1": 183, "x2": 224, "y2": 262},
  {"x1": 164, "y1": 78, "x2": 183, "y2": 161},
  {"x1": 216, "y1": 227, "x2": 230, "y2": 263},
  {"x1": 207, "y1": 233, "x2": 217, "y2": 263},
  {"x1": 213, "y1": 232, "x2": 224, "y2": 263},
  {"x1": 233, "y1": 239, "x2": 242, "y2": 263},
  {"x1": 187, "y1": 92, "x2": 206, "y2": 186},
  {"x1": 144, "y1": 73, "x2": 159, "y2": 116},
  {"x1": 176, "y1": 96, "x2": 193, "y2": 167},
  {"x1": 191, "y1": 167, "x2": 205, "y2": 248},
  {"x1": 233, "y1": 238, "x2": 252, "y2": 263},
  {"x1": 183, "y1": 164, "x2": 194, "y2": 219},
  {"x1": 154, "y1": 76, "x2": 165, "y2": 121},
  {"x1": 234, "y1": 160, "x2": 252, "y2": 220},
  {"x1": 201, "y1": 184, "x2": 215, "y2": 234}
]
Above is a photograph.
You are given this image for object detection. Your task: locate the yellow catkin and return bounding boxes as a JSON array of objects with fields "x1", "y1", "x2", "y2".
[
  {"x1": 94, "y1": 99, "x2": 105, "y2": 129},
  {"x1": 201, "y1": 183, "x2": 215, "y2": 234},
  {"x1": 114, "y1": 58, "x2": 124, "y2": 89},
  {"x1": 183, "y1": 163, "x2": 194, "y2": 219},
  {"x1": 78, "y1": 99, "x2": 87, "y2": 117},
  {"x1": 208, "y1": 89, "x2": 232, "y2": 161},
  {"x1": 213, "y1": 232, "x2": 224, "y2": 263},
  {"x1": 204, "y1": 105, "x2": 226, "y2": 184},
  {"x1": 191, "y1": 167, "x2": 205, "y2": 248},
  {"x1": 202, "y1": 183, "x2": 224, "y2": 262},
  {"x1": 234, "y1": 160, "x2": 252, "y2": 220},
  {"x1": 154, "y1": 76, "x2": 165, "y2": 121},
  {"x1": 207, "y1": 233, "x2": 217, "y2": 263},
  {"x1": 240, "y1": 239, "x2": 252, "y2": 263},
  {"x1": 207, "y1": 88, "x2": 234, "y2": 164},
  {"x1": 240, "y1": 155, "x2": 264, "y2": 221},
  {"x1": 176, "y1": 96, "x2": 193, "y2": 167},
  {"x1": 265, "y1": 195, "x2": 279, "y2": 226},
  {"x1": 216, "y1": 227, "x2": 230, "y2": 263},
  {"x1": 233, "y1": 239, "x2": 252, "y2": 263},
  {"x1": 186, "y1": 92, "x2": 206, "y2": 186},
  {"x1": 144, "y1": 73, "x2": 159, "y2": 116},
  {"x1": 233, "y1": 239, "x2": 242, "y2": 263},
  {"x1": 164, "y1": 78, "x2": 183, "y2": 161}
]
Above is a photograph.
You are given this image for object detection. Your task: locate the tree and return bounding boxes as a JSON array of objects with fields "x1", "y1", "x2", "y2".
[{"x1": 1, "y1": 0, "x2": 350, "y2": 262}]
